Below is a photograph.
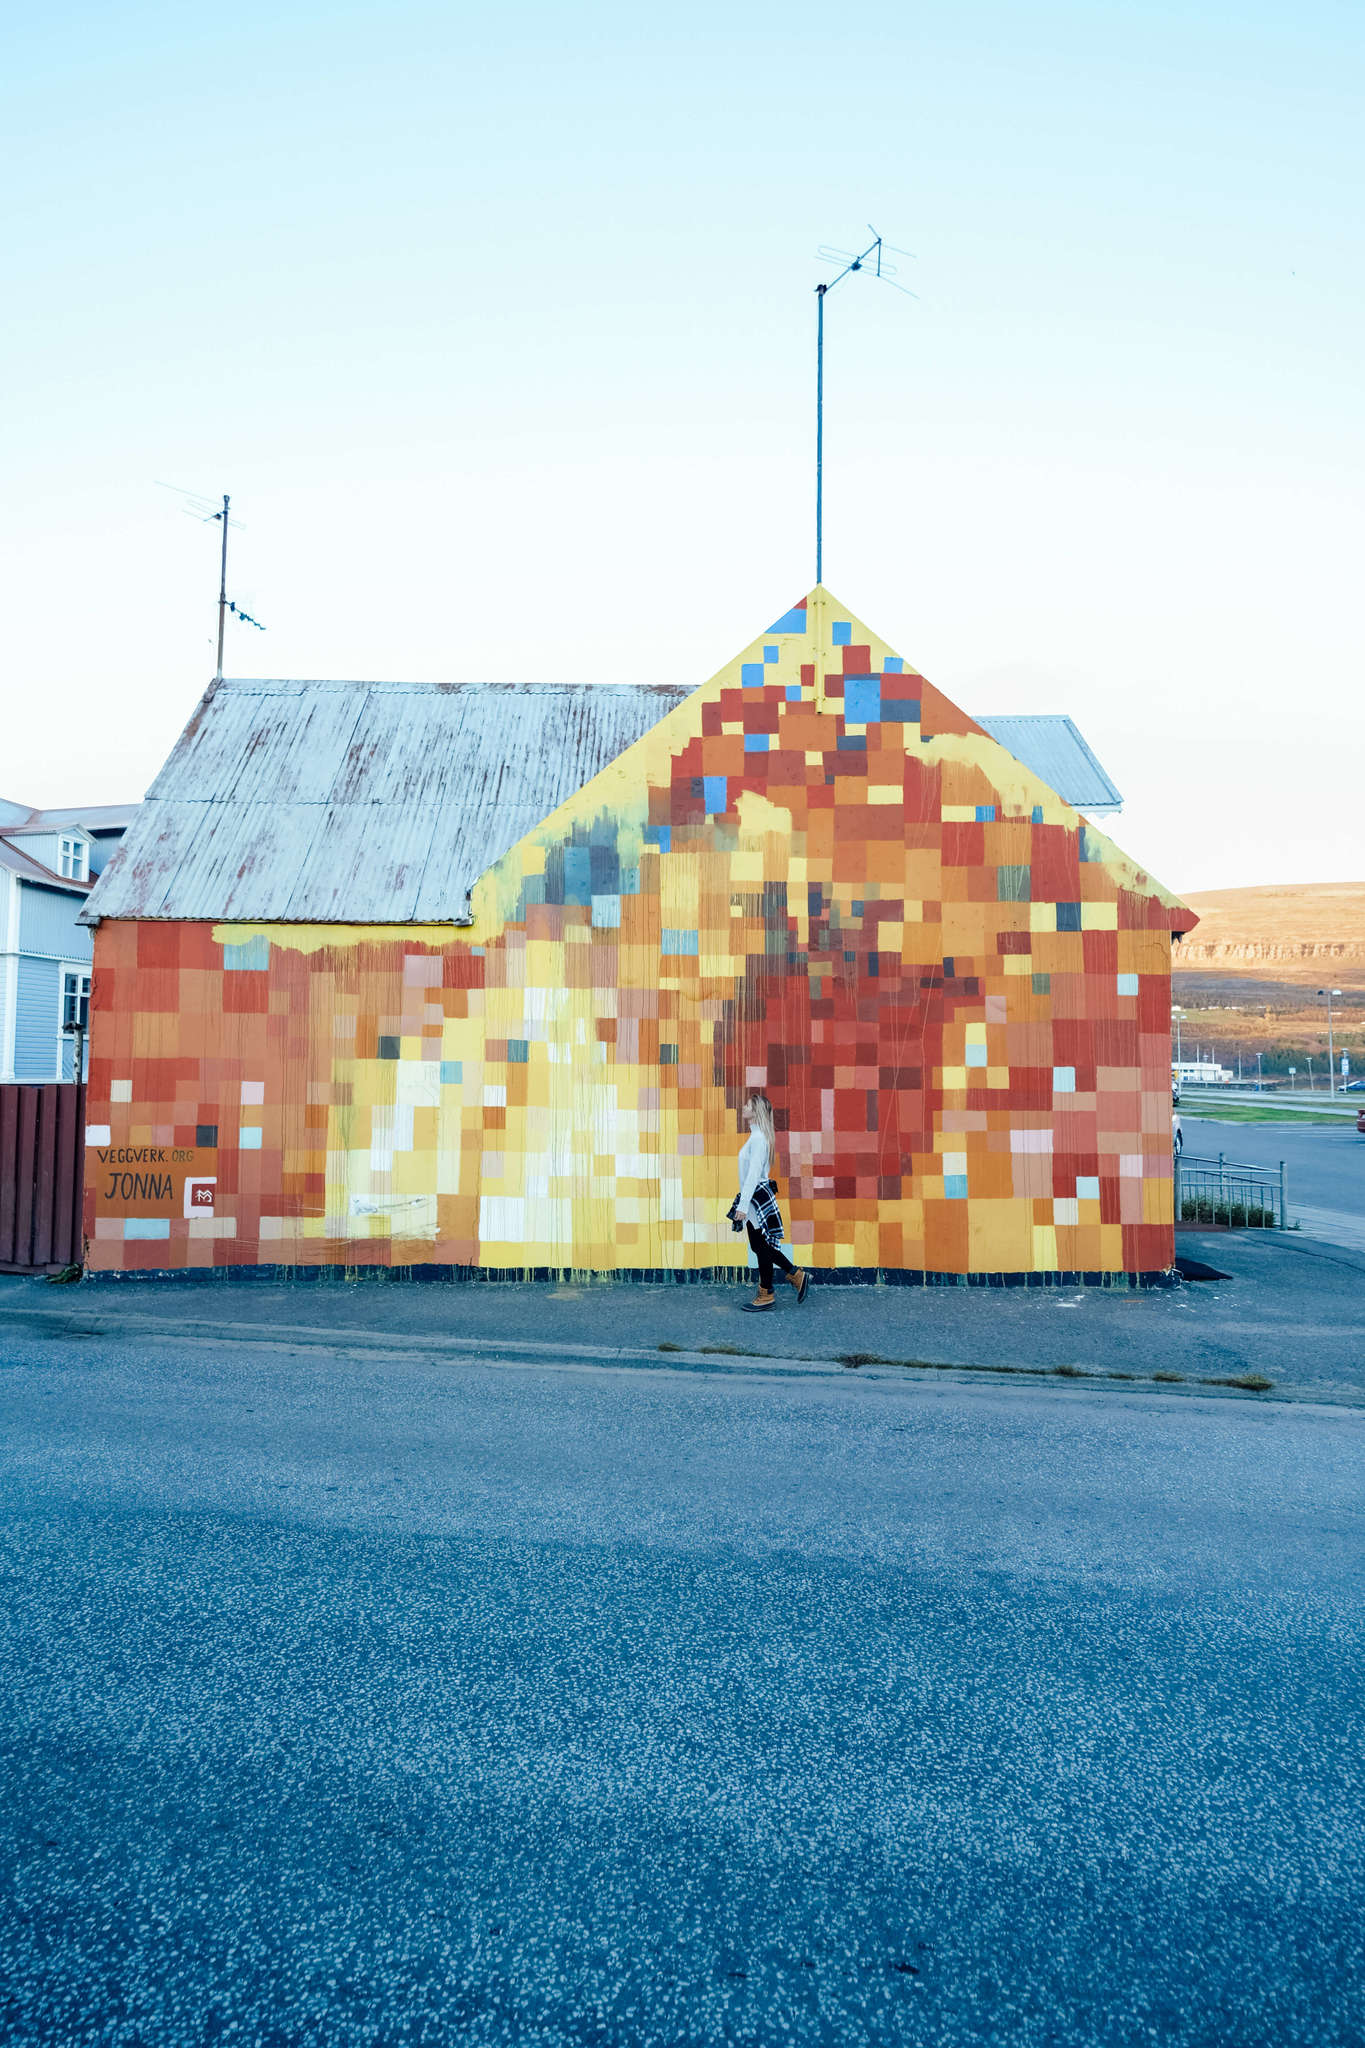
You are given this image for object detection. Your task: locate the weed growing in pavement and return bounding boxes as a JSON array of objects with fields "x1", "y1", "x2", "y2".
[
  {"x1": 656, "y1": 1341, "x2": 762, "y2": 1358},
  {"x1": 654, "y1": 1341, "x2": 1275, "y2": 1395}
]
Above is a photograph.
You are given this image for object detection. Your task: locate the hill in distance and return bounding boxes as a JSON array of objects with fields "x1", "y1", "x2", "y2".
[
  {"x1": 1176, "y1": 881, "x2": 1365, "y2": 989},
  {"x1": 1170, "y1": 883, "x2": 1365, "y2": 1073}
]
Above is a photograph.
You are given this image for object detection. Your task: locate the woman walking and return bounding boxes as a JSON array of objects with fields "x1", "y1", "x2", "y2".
[{"x1": 728, "y1": 1091, "x2": 809, "y2": 1312}]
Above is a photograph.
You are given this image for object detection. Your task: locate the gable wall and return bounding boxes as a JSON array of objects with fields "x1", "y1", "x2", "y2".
[{"x1": 84, "y1": 593, "x2": 1179, "y2": 1276}]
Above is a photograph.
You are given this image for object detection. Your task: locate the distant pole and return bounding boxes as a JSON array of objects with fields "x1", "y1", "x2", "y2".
[
  {"x1": 815, "y1": 284, "x2": 827, "y2": 584},
  {"x1": 1319, "y1": 987, "x2": 1341, "y2": 1096},
  {"x1": 214, "y1": 494, "x2": 230, "y2": 681},
  {"x1": 1329, "y1": 994, "x2": 1335, "y2": 1097}
]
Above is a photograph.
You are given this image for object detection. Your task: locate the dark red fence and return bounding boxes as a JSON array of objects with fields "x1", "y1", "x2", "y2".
[{"x1": 0, "y1": 1084, "x2": 86, "y2": 1272}]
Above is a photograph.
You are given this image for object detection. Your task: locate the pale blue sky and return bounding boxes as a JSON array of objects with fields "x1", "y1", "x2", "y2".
[{"x1": 5, "y1": 1, "x2": 1362, "y2": 888}]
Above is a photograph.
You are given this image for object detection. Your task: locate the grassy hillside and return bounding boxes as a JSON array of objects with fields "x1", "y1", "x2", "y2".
[
  {"x1": 1177, "y1": 881, "x2": 1365, "y2": 986},
  {"x1": 1171, "y1": 881, "x2": 1365, "y2": 1078}
]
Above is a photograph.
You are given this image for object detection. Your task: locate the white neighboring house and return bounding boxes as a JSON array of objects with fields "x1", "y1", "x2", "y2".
[{"x1": 0, "y1": 801, "x2": 136, "y2": 1081}]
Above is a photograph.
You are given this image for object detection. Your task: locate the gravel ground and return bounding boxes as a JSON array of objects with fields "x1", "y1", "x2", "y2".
[{"x1": 0, "y1": 1323, "x2": 1362, "y2": 2046}]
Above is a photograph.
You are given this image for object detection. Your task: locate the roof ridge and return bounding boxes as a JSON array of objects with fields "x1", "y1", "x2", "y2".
[{"x1": 216, "y1": 678, "x2": 694, "y2": 694}]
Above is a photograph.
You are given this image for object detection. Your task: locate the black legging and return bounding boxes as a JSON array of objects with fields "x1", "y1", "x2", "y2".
[{"x1": 747, "y1": 1223, "x2": 796, "y2": 1291}]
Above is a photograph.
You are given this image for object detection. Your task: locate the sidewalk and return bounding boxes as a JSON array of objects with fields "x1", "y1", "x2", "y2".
[{"x1": 3, "y1": 1227, "x2": 1363, "y2": 1406}]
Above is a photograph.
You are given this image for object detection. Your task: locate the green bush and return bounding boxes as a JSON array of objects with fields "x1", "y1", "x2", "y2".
[{"x1": 1180, "y1": 1197, "x2": 1277, "y2": 1228}]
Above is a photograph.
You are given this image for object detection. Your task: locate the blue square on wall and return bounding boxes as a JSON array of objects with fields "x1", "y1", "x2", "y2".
[
  {"x1": 944, "y1": 1174, "x2": 969, "y2": 1200},
  {"x1": 768, "y1": 606, "x2": 807, "y2": 634},
  {"x1": 831, "y1": 621, "x2": 852, "y2": 645},
  {"x1": 844, "y1": 676, "x2": 881, "y2": 724},
  {"x1": 740, "y1": 663, "x2": 765, "y2": 687},
  {"x1": 763, "y1": 645, "x2": 779, "y2": 662},
  {"x1": 703, "y1": 775, "x2": 727, "y2": 814},
  {"x1": 884, "y1": 656, "x2": 904, "y2": 674},
  {"x1": 440, "y1": 1060, "x2": 463, "y2": 1084},
  {"x1": 223, "y1": 935, "x2": 270, "y2": 972},
  {"x1": 744, "y1": 733, "x2": 770, "y2": 752}
]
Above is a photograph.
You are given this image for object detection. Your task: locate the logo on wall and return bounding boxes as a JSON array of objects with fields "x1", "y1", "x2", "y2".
[{"x1": 183, "y1": 1177, "x2": 217, "y2": 1218}]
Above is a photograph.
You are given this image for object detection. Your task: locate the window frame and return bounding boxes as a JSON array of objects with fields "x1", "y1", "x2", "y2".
[
  {"x1": 57, "y1": 834, "x2": 89, "y2": 881},
  {"x1": 58, "y1": 965, "x2": 91, "y2": 1079}
]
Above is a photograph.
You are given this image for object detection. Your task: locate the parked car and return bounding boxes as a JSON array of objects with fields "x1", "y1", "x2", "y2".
[
  {"x1": 1171, "y1": 1080, "x2": 1181, "y2": 1106},
  {"x1": 1357, "y1": 1105, "x2": 1365, "y2": 1136}
]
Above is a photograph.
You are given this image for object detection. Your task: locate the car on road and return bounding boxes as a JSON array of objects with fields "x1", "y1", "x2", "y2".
[{"x1": 1357, "y1": 1105, "x2": 1365, "y2": 1136}]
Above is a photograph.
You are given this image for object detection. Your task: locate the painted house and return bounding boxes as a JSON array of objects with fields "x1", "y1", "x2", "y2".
[
  {"x1": 80, "y1": 587, "x2": 1194, "y2": 1278},
  {"x1": 0, "y1": 802, "x2": 136, "y2": 1081}
]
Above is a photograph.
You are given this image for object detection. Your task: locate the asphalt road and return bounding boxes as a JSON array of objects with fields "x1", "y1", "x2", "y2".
[
  {"x1": 1181, "y1": 1115, "x2": 1363, "y2": 1215},
  {"x1": 1, "y1": 1324, "x2": 1362, "y2": 2047}
]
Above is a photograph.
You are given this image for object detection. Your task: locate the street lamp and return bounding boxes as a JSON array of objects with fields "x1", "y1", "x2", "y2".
[{"x1": 1317, "y1": 988, "x2": 1343, "y2": 1098}]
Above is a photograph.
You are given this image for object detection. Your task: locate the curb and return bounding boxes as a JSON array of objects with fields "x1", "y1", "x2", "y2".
[{"x1": 0, "y1": 1302, "x2": 1309, "y2": 1405}]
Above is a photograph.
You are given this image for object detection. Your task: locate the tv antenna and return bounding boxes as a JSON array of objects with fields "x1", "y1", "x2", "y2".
[
  {"x1": 208, "y1": 495, "x2": 266, "y2": 678},
  {"x1": 156, "y1": 485, "x2": 267, "y2": 676},
  {"x1": 813, "y1": 228, "x2": 916, "y2": 584}
]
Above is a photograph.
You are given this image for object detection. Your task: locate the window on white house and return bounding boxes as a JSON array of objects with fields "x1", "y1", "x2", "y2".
[{"x1": 58, "y1": 835, "x2": 89, "y2": 880}]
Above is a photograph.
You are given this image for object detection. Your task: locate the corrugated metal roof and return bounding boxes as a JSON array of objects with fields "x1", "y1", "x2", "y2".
[
  {"x1": 83, "y1": 677, "x2": 1127, "y2": 926},
  {"x1": 973, "y1": 715, "x2": 1123, "y2": 813},
  {"x1": 20, "y1": 804, "x2": 139, "y2": 832},
  {"x1": 84, "y1": 680, "x2": 692, "y2": 923}
]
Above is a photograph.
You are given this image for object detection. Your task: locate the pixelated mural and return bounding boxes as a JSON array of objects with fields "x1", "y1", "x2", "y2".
[{"x1": 85, "y1": 587, "x2": 1194, "y2": 1277}]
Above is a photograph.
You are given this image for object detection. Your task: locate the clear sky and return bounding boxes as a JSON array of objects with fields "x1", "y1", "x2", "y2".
[{"x1": 5, "y1": 1, "x2": 1361, "y2": 891}]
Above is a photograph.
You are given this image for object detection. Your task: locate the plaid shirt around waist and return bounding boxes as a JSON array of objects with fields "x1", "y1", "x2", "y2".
[{"x1": 726, "y1": 1179, "x2": 785, "y2": 1247}]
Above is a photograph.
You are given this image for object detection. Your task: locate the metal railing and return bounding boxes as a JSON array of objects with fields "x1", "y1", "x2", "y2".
[{"x1": 1175, "y1": 1150, "x2": 1287, "y2": 1229}]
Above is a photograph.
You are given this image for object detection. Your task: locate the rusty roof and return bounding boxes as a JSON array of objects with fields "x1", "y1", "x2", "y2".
[{"x1": 82, "y1": 679, "x2": 691, "y2": 923}]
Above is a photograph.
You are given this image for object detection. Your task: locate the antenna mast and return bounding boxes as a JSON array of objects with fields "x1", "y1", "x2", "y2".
[
  {"x1": 214, "y1": 494, "x2": 230, "y2": 681},
  {"x1": 207, "y1": 492, "x2": 265, "y2": 672},
  {"x1": 813, "y1": 227, "x2": 915, "y2": 586}
]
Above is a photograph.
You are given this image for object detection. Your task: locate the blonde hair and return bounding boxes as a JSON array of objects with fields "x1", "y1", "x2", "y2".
[{"x1": 744, "y1": 1091, "x2": 777, "y2": 1163}]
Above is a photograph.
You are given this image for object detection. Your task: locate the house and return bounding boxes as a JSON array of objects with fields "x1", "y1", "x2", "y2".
[
  {"x1": 0, "y1": 801, "x2": 136, "y2": 1081},
  {"x1": 79, "y1": 586, "x2": 1194, "y2": 1278}
]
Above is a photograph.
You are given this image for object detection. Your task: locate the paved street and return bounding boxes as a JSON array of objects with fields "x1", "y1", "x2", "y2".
[
  {"x1": 1, "y1": 1321, "x2": 1362, "y2": 2046},
  {"x1": 1182, "y1": 1113, "x2": 1365, "y2": 1252}
]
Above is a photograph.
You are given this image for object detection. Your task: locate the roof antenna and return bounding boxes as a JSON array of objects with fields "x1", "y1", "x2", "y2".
[
  {"x1": 813, "y1": 227, "x2": 916, "y2": 585},
  {"x1": 155, "y1": 485, "x2": 266, "y2": 674},
  {"x1": 209, "y1": 495, "x2": 266, "y2": 679}
]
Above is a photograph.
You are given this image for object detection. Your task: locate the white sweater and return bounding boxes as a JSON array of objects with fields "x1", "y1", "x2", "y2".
[{"x1": 737, "y1": 1130, "x2": 769, "y2": 1220}]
